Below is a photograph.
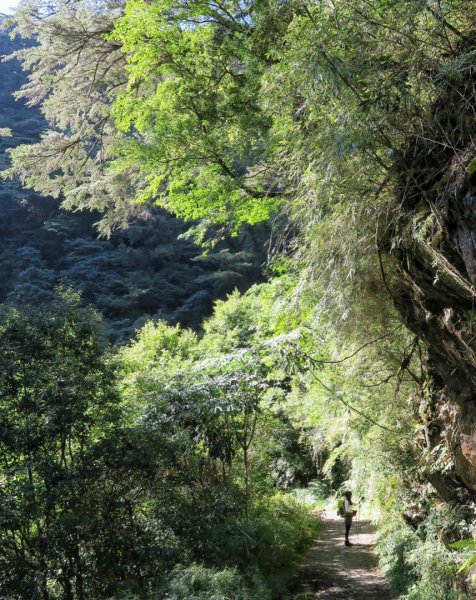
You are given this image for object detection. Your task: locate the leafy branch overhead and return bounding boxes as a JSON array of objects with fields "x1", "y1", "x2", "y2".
[
  {"x1": 2, "y1": 0, "x2": 476, "y2": 596},
  {"x1": 2, "y1": 0, "x2": 285, "y2": 238}
]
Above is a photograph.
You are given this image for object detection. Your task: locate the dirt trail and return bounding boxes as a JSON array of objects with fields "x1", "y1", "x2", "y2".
[{"x1": 283, "y1": 509, "x2": 395, "y2": 600}]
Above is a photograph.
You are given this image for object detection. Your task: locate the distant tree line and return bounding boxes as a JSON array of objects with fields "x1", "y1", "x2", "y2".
[{"x1": 0, "y1": 29, "x2": 268, "y2": 340}]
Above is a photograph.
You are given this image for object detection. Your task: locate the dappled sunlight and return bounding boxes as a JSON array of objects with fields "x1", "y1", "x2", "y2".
[
  {"x1": 284, "y1": 511, "x2": 395, "y2": 600},
  {"x1": 1, "y1": 0, "x2": 475, "y2": 597}
]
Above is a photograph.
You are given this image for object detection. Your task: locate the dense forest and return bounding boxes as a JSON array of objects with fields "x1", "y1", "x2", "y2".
[
  {"x1": 1, "y1": 0, "x2": 476, "y2": 598},
  {"x1": 0, "y1": 29, "x2": 268, "y2": 340}
]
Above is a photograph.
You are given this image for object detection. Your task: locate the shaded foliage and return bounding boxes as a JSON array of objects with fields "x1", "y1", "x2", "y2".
[
  {"x1": 4, "y1": 0, "x2": 476, "y2": 597},
  {"x1": 0, "y1": 28, "x2": 267, "y2": 339}
]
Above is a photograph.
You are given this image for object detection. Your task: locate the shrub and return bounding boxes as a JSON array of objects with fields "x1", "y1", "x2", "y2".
[
  {"x1": 377, "y1": 517, "x2": 417, "y2": 595},
  {"x1": 207, "y1": 491, "x2": 320, "y2": 595},
  {"x1": 403, "y1": 539, "x2": 467, "y2": 600},
  {"x1": 157, "y1": 564, "x2": 265, "y2": 600},
  {"x1": 377, "y1": 507, "x2": 471, "y2": 600},
  {"x1": 291, "y1": 483, "x2": 327, "y2": 509}
]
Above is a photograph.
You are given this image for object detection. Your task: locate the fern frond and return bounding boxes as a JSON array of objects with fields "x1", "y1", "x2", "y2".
[
  {"x1": 450, "y1": 539, "x2": 476, "y2": 551},
  {"x1": 457, "y1": 554, "x2": 476, "y2": 574}
]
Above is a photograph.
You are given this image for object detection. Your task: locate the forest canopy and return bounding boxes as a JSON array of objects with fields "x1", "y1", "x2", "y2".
[
  {"x1": 0, "y1": 25, "x2": 270, "y2": 340},
  {"x1": 1, "y1": 0, "x2": 476, "y2": 598}
]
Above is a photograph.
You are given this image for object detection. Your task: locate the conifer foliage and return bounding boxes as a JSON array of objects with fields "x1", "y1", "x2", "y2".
[{"x1": 2, "y1": 0, "x2": 476, "y2": 597}]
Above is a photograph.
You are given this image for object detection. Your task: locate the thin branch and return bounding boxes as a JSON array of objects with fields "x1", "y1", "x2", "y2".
[
  {"x1": 361, "y1": 372, "x2": 397, "y2": 388},
  {"x1": 425, "y1": 5, "x2": 470, "y2": 43},
  {"x1": 308, "y1": 368, "x2": 396, "y2": 433},
  {"x1": 300, "y1": 324, "x2": 402, "y2": 365},
  {"x1": 378, "y1": 248, "x2": 395, "y2": 301}
]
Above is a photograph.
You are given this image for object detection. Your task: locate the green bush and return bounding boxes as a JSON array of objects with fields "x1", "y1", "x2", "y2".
[
  {"x1": 291, "y1": 483, "x2": 327, "y2": 509},
  {"x1": 377, "y1": 508, "x2": 471, "y2": 600},
  {"x1": 157, "y1": 564, "x2": 266, "y2": 600},
  {"x1": 377, "y1": 517, "x2": 417, "y2": 595},
  {"x1": 253, "y1": 492, "x2": 320, "y2": 571},
  {"x1": 207, "y1": 492, "x2": 320, "y2": 595},
  {"x1": 403, "y1": 538, "x2": 467, "y2": 600}
]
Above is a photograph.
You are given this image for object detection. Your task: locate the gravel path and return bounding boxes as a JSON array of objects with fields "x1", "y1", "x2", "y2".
[{"x1": 283, "y1": 509, "x2": 395, "y2": 600}]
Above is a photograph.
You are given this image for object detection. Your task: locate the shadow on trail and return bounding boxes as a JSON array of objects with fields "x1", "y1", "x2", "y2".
[{"x1": 283, "y1": 510, "x2": 395, "y2": 600}]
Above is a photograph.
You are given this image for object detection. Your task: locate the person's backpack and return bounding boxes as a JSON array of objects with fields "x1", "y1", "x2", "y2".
[{"x1": 337, "y1": 498, "x2": 346, "y2": 517}]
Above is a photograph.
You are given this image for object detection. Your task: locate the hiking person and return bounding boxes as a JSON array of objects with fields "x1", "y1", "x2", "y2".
[{"x1": 342, "y1": 490, "x2": 364, "y2": 546}]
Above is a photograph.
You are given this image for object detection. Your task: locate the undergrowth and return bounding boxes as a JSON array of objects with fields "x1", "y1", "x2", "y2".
[
  {"x1": 208, "y1": 491, "x2": 321, "y2": 596},
  {"x1": 157, "y1": 564, "x2": 268, "y2": 600},
  {"x1": 377, "y1": 504, "x2": 472, "y2": 600},
  {"x1": 117, "y1": 488, "x2": 321, "y2": 599}
]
